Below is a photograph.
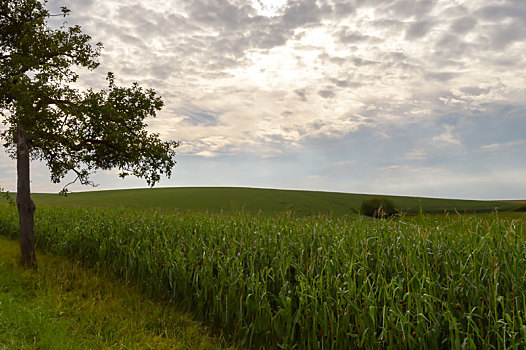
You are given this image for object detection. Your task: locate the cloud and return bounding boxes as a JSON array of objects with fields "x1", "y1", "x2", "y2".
[
  {"x1": 489, "y1": 21, "x2": 526, "y2": 50},
  {"x1": 318, "y1": 88, "x2": 335, "y2": 99},
  {"x1": 3, "y1": 0, "x2": 524, "y2": 200},
  {"x1": 405, "y1": 20, "x2": 434, "y2": 39},
  {"x1": 432, "y1": 125, "x2": 461, "y2": 146},
  {"x1": 424, "y1": 71, "x2": 458, "y2": 82},
  {"x1": 405, "y1": 147, "x2": 427, "y2": 161},
  {"x1": 177, "y1": 107, "x2": 221, "y2": 127},
  {"x1": 281, "y1": 0, "x2": 331, "y2": 28},
  {"x1": 475, "y1": 3, "x2": 526, "y2": 22},
  {"x1": 450, "y1": 16, "x2": 477, "y2": 34},
  {"x1": 338, "y1": 27, "x2": 381, "y2": 44},
  {"x1": 383, "y1": 0, "x2": 436, "y2": 19},
  {"x1": 294, "y1": 88, "x2": 308, "y2": 101},
  {"x1": 332, "y1": 1, "x2": 355, "y2": 19},
  {"x1": 480, "y1": 140, "x2": 526, "y2": 152},
  {"x1": 459, "y1": 86, "x2": 489, "y2": 96}
]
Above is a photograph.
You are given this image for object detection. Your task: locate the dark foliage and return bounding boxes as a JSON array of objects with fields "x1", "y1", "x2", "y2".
[
  {"x1": 1, "y1": 0, "x2": 179, "y2": 192},
  {"x1": 515, "y1": 204, "x2": 526, "y2": 212},
  {"x1": 360, "y1": 197, "x2": 397, "y2": 218}
]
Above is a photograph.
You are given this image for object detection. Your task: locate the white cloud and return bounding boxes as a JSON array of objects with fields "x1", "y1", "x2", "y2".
[
  {"x1": 432, "y1": 125, "x2": 461, "y2": 146},
  {"x1": 480, "y1": 140, "x2": 526, "y2": 152},
  {"x1": 405, "y1": 147, "x2": 428, "y2": 161}
]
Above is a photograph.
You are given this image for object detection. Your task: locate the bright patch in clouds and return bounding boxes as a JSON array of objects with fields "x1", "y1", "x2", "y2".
[{"x1": 252, "y1": 0, "x2": 287, "y2": 17}]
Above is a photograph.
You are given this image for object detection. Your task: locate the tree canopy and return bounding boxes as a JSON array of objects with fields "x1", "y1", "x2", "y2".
[
  {"x1": 1, "y1": 0, "x2": 178, "y2": 191},
  {"x1": 1, "y1": 0, "x2": 179, "y2": 266}
]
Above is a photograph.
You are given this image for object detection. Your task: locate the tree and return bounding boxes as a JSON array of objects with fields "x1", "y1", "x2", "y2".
[{"x1": 0, "y1": 0, "x2": 179, "y2": 267}]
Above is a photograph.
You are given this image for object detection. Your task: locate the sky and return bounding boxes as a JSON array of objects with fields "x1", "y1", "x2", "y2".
[{"x1": 1, "y1": 0, "x2": 525, "y2": 199}]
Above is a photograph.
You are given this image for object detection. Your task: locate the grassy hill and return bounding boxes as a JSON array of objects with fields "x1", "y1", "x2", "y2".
[{"x1": 19, "y1": 187, "x2": 522, "y2": 216}]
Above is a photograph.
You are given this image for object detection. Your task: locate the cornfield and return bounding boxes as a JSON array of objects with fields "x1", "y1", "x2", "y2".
[{"x1": 1, "y1": 205, "x2": 525, "y2": 349}]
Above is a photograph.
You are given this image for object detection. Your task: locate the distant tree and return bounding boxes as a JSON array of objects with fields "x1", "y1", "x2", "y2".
[
  {"x1": 360, "y1": 197, "x2": 397, "y2": 218},
  {"x1": 0, "y1": 0, "x2": 179, "y2": 267}
]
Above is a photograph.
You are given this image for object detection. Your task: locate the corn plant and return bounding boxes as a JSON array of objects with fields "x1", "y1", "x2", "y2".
[{"x1": 0, "y1": 205, "x2": 525, "y2": 349}]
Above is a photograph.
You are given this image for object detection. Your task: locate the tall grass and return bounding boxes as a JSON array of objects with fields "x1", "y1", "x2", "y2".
[{"x1": 1, "y1": 205, "x2": 525, "y2": 348}]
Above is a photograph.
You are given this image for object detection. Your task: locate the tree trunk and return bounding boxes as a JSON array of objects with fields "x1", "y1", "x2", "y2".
[{"x1": 17, "y1": 125, "x2": 37, "y2": 268}]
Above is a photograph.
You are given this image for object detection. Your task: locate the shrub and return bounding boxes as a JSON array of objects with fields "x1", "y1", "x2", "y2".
[
  {"x1": 515, "y1": 204, "x2": 526, "y2": 212},
  {"x1": 360, "y1": 197, "x2": 397, "y2": 218}
]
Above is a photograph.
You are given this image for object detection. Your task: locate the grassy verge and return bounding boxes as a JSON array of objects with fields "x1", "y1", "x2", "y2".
[{"x1": 0, "y1": 236, "x2": 234, "y2": 350}]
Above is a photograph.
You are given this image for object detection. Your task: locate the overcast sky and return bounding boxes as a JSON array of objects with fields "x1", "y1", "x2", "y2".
[{"x1": 1, "y1": 0, "x2": 525, "y2": 199}]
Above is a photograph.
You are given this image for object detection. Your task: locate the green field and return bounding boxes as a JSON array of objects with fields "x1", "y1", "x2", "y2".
[
  {"x1": 1, "y1": 204, "x2": 525, "y2": 348},
  {"x1": 1, "y1": 188, "x2": 525, "y2": 348},
  {"x1": 20, "y1": 187, "x2": 523, "y2": 216}
]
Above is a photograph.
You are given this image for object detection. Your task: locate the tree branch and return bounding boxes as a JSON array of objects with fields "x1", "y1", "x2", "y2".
[
  {"x1": 0, "y1": 186, "x2": 16, "y2": 206},
  {"x1": 59, "y1": 168, "x2": 97, "y2": 195}
]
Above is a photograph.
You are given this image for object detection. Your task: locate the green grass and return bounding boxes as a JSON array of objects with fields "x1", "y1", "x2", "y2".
[
  {"x1": 9, "y1": 187, "x2": 521, "y2": 216},
  {"x1": 0, "y1": 236, "x2": 234, "y2": 350},
  {"x1": 2, "y1": 205, "x2": 526, "y2": 348}
]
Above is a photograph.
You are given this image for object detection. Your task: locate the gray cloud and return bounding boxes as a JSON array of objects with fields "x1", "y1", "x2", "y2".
[
  {"x1": 318, "y1": 88, "x2": 336, "y2": 99},
  {"x1": 476, "y1": 3, "x2": 526, "y2": 23},
  {"x1": 330, "y1": 78, "x2": 349, "y2": 88},
  {"x1": 295, "y1": 89, "x2": 308, "y2": 102},
  {"x1": 440, "y1": 5, "x2": 469, "y2": 18},
  {"x1": 372, "y1": 19, "x2": 405, "y2": 31},
  {"x1": 459, "y1": 86, "x2": 489, "y2": 96},
  {"x1": 434, "y1": 33, "x2": 471, "y2": 58},
  {"x1": 378, "y1": 51, "x2": 420, "y2": 72},
  {"x1": 352, "y1": 57, "x2": 378, "y2": 66},
  {"x1": 185, "y1": 0, "x2": 251, "y2": 30},
  {"x1": 406, "y1": 20, "x2": 435, "y2": 40},
  {"x1": 332, "y1": 1, "x2": 355, "y2": 18},
  {"x1": 450, "y1": 17, "x2": 477, "y2": 34},
  {"x1": 338, "y1": 27, "x2": 382, "y2": 44},
  {"x1": 384, "y1": 0, "x2": 436, "y2": 19},
  {"x1": 489, "y1": 21, "x2": 526, "y2": 49},
  {"x1": 282, "y1": 0, "x2": 331, "y2": 28},
  {"x1": 355, "y1": 0, "x2": 395, "y2": 9},
  {"x1": 176, "y1": 106, "x2": 221, "y2": 127}
]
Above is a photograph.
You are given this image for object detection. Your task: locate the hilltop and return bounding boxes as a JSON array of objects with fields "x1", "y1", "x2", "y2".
[{"x1": 23, "y1": 187, "x2": 521, "y2": 216}]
